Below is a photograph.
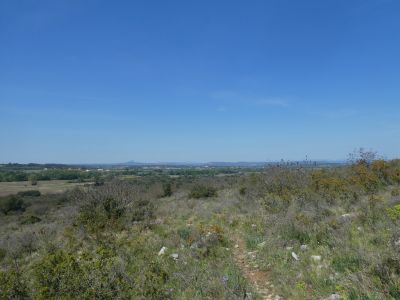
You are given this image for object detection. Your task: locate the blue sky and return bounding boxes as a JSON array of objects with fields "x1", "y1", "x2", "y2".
[{"x1": 1, "y1": 0, "x2": 399, "y2": 163}]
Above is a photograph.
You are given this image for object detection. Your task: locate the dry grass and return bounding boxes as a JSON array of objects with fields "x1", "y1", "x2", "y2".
[{"x1": 0, "y1": 180, "x2": 88, "y2": 197}]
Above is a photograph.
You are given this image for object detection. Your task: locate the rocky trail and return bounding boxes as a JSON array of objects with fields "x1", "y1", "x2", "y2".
[{"x1": 232, "y1": 237, "x2": 281, "y2": 300}]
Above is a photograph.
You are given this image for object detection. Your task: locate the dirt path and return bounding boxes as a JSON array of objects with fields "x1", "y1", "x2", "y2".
[{"x1": 232, "y1": 237, "x2": 281, "y2": 300}]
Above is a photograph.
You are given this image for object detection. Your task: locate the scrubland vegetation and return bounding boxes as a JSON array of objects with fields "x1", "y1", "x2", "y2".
[{"x1": 1, "y1": 151, "x2": 400, "y2": 299}]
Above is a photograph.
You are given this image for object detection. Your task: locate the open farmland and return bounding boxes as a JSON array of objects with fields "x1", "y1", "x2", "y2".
[{"x1": 0, "y1": 180, "x2": 89, "y2": 197}]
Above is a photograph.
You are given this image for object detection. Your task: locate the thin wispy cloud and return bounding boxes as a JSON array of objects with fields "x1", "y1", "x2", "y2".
[
  {"x1": 254, "y1": 98, "x2": 289, "y2": 108},
  {"x1": 309, "y1": 108, "x2": 359, "y2": 119},
  {"x1": 211, "y1": 90, "x2": 291, "y2": 109}
]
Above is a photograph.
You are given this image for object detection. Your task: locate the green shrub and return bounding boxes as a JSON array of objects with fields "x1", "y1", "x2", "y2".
[
  {"x1": 373, "y1": 257, "x2": 400, "y2": 286},
  {"x1": 75, "y1": 181, "x2": 155, "y2": 231},
  {"x1": 33, "y1": 248, "x2": 131, "y2": 299},
  {"x1": 29, "y1": 174, "x2": 38, "y2": 186},
  {"x1": 17, "y1": 190, "x2": 41, "y2": 197},
  {"x1": 347, "y1": 289, "x2": 375, "y2": 300},
  {"x1": 0, "y1": 269, "x2": 29, "y2": 299},
  {"x1": 0, "y1": 195, "x2": 25, "y2": 215},
  {"x1": 94, "y1": 176, "x2": 105, "y2": 186},
  {"x1": 132, "y1": 199, "x2": 154, "y2": 222},
  {"x1": 163, "y1": 182, "x2": 172, "y2": 197},
  {"x1": 386, "y1": 204, "x2": 400, "y2": 220},
  {"x1": 0, "y1": 248, "x2": 6, "y2": 262},
  {"x1": 189, "y1": 185, "x2": 217, "y2": 199},
  {"x1": 178, "y1": 227, "x2": 192, "y2": 241},
  {"x1": 281, "y1": 222, "x2": 311, "y2": 244},
  {"x1": 33, "y1": 250, "x2": 85, "y2": 299},
  {"x1": 137, "y1": 260, "x2": 170, "y2": 299},
  {"x1": 389, "y1": 283, "x2": 400, "y2": 299},
  {"x1": 239, "y1": 186, "x2": 247, "y2": 195},
  {"x1": 78, "y1": 198, "x2": 123, "y2": 231}
]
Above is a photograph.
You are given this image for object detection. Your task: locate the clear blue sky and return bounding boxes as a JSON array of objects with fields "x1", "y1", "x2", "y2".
[{"x1": 1, "y1": 0, "x2": 399, "y2": 163}]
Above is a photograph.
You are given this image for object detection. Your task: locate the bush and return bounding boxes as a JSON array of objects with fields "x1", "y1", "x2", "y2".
[
  {"x1": 163, "y1": 182, "x2": 172, "y2": 197},
  {"x1": 74, "y1": 180, "x2": 155, "y2": 231},
  {"x1": 0, "y1": 269, "x2": 29, "y2": 299},
  {"x1": 77, "y1": 198, "x2": 124, "y2": 231},
  {"x1": 0, "y1": 196, "x2": 25, "y2": 215},
  {"x1": 189, "y1": 185, "x2": 217, "y2": 199},
  {"x1": 17, "y1": 190, "x2": 41, "y2": 197},
  {"x1": 136, "y1": 260, "x2": 170, "y2": 299},
  {"x1": 239, "y1": 186, "x2": 247, "y2": 195},
  {"x1": 20, "y1": 215, "x2": 42, "y2": 225},
  {"x1": 0, "y1": 248, "x2": 6, "y2": 262},
  {"x1": 33, "y1": 248, "x2": 131, "y2": 299},
  {"x1": 131, "y1": 199, "x2": 154, "y2": 222},
  {"x1": 386, "y1": 204, "x2": 400, "y2": 221}
]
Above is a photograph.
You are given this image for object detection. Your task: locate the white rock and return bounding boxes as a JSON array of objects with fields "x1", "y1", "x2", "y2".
[
  {"x1": 286, "y1": 246, "x2": 293, "y2": 250},
  {"x1": 158, "y1": 246, "x2": 167, "y2": 256},
  {"x1": 291, "y1": 252, "x2": 299, "y2": 261},
  {"x1": 311, "y1": 255, "x2": 321, "y2": 262},
  {"x1": 251, "y1": 224, "x2": 257, "y2": 228},
  {"x1": 328, "y1": 294, "x2": 341, "y2": 300},
  {"x1": 340, "y1": 213, "x2": 356, "y2": 222},
  {"x1": 300, "y1": 244, "x2": 308, "y2": 251},
  {"x1": 171, "y1": 253, "x2": 179, "y2": 260},
  {"x1": 257, "y1": 241, "x2": 266, "y2": 248},
  {"x1": 235, "y1": 244, "x2": 239, "y2": 248}
]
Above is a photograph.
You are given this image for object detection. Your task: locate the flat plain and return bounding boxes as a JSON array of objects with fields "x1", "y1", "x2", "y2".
[{"x1": 0, "y1": 180, "x2": 88, "y2": 197}]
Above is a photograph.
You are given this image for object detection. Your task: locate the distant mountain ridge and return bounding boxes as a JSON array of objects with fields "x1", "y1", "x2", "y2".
[
  {"x1": 117, "y1": 160, "x2": 346, "y2": 168},
  {"x1": 1, "y1": 160, "x2": 347, "y2": 168}
]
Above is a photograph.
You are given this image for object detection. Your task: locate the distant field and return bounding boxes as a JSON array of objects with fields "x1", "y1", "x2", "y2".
[{"x1": 0, "y1": 180, "x2": 88, "y2": 197}]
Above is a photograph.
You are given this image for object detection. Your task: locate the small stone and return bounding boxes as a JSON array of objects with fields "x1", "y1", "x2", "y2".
[
  {"x1": 158, "y1": 246, "x2": 167, "y2": 256},
  {"x1": 328, "y1": 294, "x2": 341, "y2": 300},
  {"x1": 300, "y1": 244, "x2": 308, "y2": 251},
  {"x1": 171, "y1": 253, "x2": 179, "y2": 260},
  {"x1": 165, "y1": 288, "x2": 174, "y2": 295},
  {"x1": 291, "y1": 252, "x2": 299, "y2": 261},
  {"x1": 311, "y1": 255, "x2": 321, "y2": 262},
  {"x1": 286, "y1": 246, "x2": 293, "y2": 250},
  {"x1": 251, "y1": 224, "x2": 257, "y2": 228},
  {"x1": 222, "y1": 275, "x2": 229, "y2": 283},
  {"x1": 339, "y1": 213, "x2": 357, "y2": 223},
  {"x1": 235, "y1": 244, "x2": 239, "y2": 248}
]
